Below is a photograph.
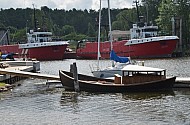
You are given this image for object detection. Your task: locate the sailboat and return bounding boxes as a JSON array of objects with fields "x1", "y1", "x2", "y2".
[{"x1": 91, "y1": 0, "x2": 131, "y2": 78}]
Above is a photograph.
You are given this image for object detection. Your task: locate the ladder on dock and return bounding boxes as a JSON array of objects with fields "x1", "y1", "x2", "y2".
[{"x1": 0, "y1": 68, "x2": 60, "y2": 81}]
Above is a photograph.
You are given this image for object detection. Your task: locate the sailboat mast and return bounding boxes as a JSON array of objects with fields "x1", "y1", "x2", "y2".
[
  {"x1": 97, "y1": 0, "x2": 102, "y2": 70},
  {"x1": 107, "y1": 0, "x2": 114, "y2": 67},
  {"x1": 107, "y1": 0, "x2": 113, "y2": 50}
]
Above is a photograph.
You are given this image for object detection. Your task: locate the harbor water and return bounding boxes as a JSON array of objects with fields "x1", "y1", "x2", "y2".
[{"x1": 0, "y1": 57, "x2": 190, "y2": 125}]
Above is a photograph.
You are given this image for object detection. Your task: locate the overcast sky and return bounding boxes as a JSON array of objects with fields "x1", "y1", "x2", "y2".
[{"x1": 0, "y1": 0, "x2": 135, "y2": 10}]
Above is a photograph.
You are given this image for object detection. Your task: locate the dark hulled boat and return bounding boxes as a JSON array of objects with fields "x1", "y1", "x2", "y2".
[{"x1": 59, "y1": 64, "x2": 176, "y2": 93}]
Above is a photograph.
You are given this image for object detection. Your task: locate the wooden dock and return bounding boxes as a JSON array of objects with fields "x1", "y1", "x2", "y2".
[
  {"x1": 0, "y1": 68, "x2": 59, "y2": 81},
  {"x1": 174, "y1": 77, "x2": 190, "y2": 88},
  {"x1": 0, "y1": 64, "x2": 190, "y2": 88}
]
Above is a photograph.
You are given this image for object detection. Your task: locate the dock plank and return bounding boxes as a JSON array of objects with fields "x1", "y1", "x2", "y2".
[
  {"x1": 0, "y1": 68, "x2": 60, "y2": 80},
  {"x1": 175, "y1": 77, "x2": 190, "y2": 83}
]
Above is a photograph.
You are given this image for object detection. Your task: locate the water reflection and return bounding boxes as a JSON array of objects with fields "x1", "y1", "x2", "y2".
[
  {"x1": 122, "y1": 91, "x2": 175, "y2": 100},
  {"x1": 60, "y1": 91, "x2": 79, "y2": 106},
  {"x1": 173, "y1": 88, "x2": 190, "y2": 95}
]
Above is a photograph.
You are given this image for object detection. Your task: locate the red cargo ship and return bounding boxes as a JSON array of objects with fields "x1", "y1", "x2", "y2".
[
  {"x1": 0, "y1": 6, "x2": 68, "y2": 61},
  {"x1": 76, "y1": 24, "x2": 178, "y2": 59},
  {"x1": 0, "y1": 30, "x2": 68, "y2": 61},
  {"x1": 76, "y1": 0, "x2": 178, "y2": 59}
]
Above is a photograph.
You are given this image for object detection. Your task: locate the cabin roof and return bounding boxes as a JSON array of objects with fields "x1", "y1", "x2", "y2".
[{"x1": 121, "y1": 64, "x2": 165, "y2": 72}]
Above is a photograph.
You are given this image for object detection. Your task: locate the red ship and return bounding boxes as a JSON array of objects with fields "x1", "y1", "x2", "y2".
[
  {"x1": 0, "y1": 30, "x2": 68, "y2": 61},
  {"x1": 76, "y1": 0, "x2": 178, "y2": 59},
  {"x1": 0, "y1": 6, "x2": 68, "y2": 61},
  {"x1": 76, "y1": 23, "x2": 178, "y2": 59}
]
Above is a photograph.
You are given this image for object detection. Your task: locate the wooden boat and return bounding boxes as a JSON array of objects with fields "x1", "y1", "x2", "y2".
[{"x1": 59, "y1": 64, "x2": 176, "y2": 93}]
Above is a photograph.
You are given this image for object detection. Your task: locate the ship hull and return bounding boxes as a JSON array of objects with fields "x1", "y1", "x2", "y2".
[
  {"x1": 76, "y1": 39, "x2": 178, "y2": 59},
  {"x1": 0, "y1": 44, "x2": 68, "y2": 61}
]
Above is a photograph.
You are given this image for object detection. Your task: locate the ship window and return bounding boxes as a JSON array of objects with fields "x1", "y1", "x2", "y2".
[
  {"x1": 37, "y1": 34, "x2": 51, "y2": 37},
  {"x1": 144, "y1": 28, "x2": 158, "y2": 32},
  {"x1": 136, "y1": 29, "x2": 140, "y2": 33},
  {"x1": 40, "y1": 39, "x2": 43, "y2": 42}
]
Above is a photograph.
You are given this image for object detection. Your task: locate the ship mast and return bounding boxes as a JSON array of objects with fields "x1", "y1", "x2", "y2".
[
  {"x1": 133, "y1": 0, "x2": 140, "y2": 23},
  {"x1": 32, "y1": 4, "x2": 37, "y2": 31}
]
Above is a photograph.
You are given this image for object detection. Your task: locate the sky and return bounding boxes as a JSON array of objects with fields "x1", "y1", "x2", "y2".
[{"x1": 0, "y1": 0, "x2": 135, "y2": 10}]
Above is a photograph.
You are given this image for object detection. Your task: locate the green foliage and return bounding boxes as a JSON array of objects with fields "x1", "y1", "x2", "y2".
[
  {"x1": 0, "y1": 23, "x2": 5, "y2": 28},
  {"x1": 61, "y1": 32, "x2": 87, "y2": 41},
  {"x1": 112, "y1": 9, "x2": 135, "y2": 30},
  {"x1": 62, "y1": 25, "x2": 75, "y2": 35},
  {"x1": 141, "y1": 0, "x2": 161, "y2": 24},
  {"x1": 87, "y1": 22, "x2": 95, "y2": 37},
  {"x1": 156, "y1": 0, "x2": 176, "y2": 34},
  {"x1": 12, "y1": 28, "x2": 27, "y2": 43}
]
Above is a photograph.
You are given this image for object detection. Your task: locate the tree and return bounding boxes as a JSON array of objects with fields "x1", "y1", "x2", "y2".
[
  {"x1": 12, "y1": 28, "x2": 27, "y2": 43},
  {"x1": 62, "y1": 25, "x2": 75, "y2": 36},
  {"x1": 141, "y1": 0, "x2": 161, "y2": 25},
  {"x1": 87, "y1": 22, "x2": 95, "y2": 37},
  {"x1": 112, "y1": 9, "x2": 136, "y2": 30},
  {"x1": 156, "y1": 0, "x2": 176, "y2": 34}
]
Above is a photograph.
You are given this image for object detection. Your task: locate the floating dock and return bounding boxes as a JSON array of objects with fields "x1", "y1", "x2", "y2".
[
  {"x1": 174, "y1": 77, "x2": 190, "y2": 88},
  {"x1": 0, "y1": 68, "x2": 59, "y2": 80},
  {"x1": 0, "y1": 61, "x2": 40, "y2": 83}
]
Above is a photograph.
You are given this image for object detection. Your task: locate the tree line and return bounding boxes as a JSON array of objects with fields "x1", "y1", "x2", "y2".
[{"x1": 0, "y1": 0, "x2": 190, "y2": 52}]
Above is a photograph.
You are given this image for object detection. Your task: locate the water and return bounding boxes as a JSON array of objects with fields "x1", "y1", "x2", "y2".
[{"x1": 0, "y1": 57, "x2": 190, "y2": 125}]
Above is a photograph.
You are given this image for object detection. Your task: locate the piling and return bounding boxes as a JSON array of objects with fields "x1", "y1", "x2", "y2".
[{"x1": 72, "y1": 62, "x2": 80, "y2": 92}]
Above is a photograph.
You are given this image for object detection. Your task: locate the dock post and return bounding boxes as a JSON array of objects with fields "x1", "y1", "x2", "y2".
[
  {"x1": 70, "y1": 64, "x2": 73, "y2": 73},
  {"x1": 72, "y1": 62, "x2": 80, "y2": 92}
]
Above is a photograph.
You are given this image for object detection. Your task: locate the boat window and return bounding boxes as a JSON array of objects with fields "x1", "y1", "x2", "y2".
[
  {"x1": 136, "y1": 29, "x2": 140, "y2": 33},
  {"x1": 128, "y1": 72, "x2": 133, "y2": 76},
  {"x1": 40, "y1": 39, "x2": 43, "y2": 42},
  {"x1": 37, "y1": 34, "x2": 51, "y2": 37},
  {"x1": 143, "y1": 28, "x2": 158, "y2": 32},
  {"x1": 145, "y1": 33, "x2": 152, "y2": 38}
]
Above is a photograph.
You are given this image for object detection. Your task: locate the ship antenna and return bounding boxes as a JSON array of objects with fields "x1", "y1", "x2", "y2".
[
  {"x1": 133, "y1": 0, "x2": 140, "y2": 23},
  {"x1": 32, "y1": 4, "x2": 37, "y2": 31}
]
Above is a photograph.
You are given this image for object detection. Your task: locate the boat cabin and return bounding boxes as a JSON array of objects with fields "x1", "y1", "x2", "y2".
[
  {"x1": 130, "y1": 24, "x2": 158, "y2": 39},
  {"x1": 114, "y1": 65, "x2": 166, "y2": 84},
  {"x1": 27, "y1": 30, "x2": 52, "y2": 43}
]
